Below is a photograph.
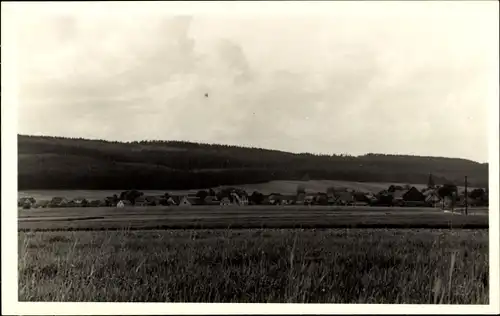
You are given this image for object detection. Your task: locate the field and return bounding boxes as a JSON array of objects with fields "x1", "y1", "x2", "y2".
[
  {"x1": 18, "y1": 201, "x2": 489, "y2": 303},
  {"x1": 18, "y1": 228, "x2": 489, "y2": 303},
  {"x1": 18, "y1": 205, "x2": 488, "y2": 231},
  {"x1": 18, "y1": 180, "x2": 479, "y2": 201}
]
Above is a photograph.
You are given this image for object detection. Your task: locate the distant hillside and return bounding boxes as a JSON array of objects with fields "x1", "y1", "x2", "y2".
[{"x1": 18, "y1": 135, "x2": 488, "y2": 190}]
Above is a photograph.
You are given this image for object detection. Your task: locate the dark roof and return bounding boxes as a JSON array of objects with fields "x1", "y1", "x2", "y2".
[
  {"x1": 50, "y1": 197, "x2": 67, "y2": 203},
  {"x1": 182, "y1": 197, "x2": 201, "y2": 205}
]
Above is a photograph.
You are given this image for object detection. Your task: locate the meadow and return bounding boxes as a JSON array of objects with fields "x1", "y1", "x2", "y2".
[
  {"x1": 18, "y1": 205, "x2": 489, "y2": 231},
  {"x1": 18, "y1": 228, "x2": 489, "y2": 303}
]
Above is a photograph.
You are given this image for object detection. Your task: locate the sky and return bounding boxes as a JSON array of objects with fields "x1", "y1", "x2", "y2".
[{"x1": 8, "y1": 1, "x2": 498, "y2": 163}]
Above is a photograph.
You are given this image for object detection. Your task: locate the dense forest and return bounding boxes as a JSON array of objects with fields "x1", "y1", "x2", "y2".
[{"x1": 18, "y1": 135, "x2": 488, "y2": 190}]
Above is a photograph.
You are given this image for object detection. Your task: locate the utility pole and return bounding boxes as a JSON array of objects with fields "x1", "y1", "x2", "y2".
[{"x1": 465, "y1": 176, "x2": 468, "y2": 216}]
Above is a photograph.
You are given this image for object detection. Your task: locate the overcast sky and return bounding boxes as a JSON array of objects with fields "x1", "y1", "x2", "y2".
[{"x1": 9, "y1": 2, "x2": 498, "y2": 162}]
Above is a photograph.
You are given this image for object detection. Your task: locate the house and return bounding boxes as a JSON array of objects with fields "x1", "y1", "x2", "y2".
[
  {"x1": 327, "y1": 195, "x2": 337, "y2": 205},
  {"x1": 304, "y1": 195, "x2": 315, "y2": 205},
  {"x1": 178, "y1": 196, "x2": 201, "y2": 207},
  {"x1": 335, "y1": 192, "x2": 354, "y2": 205},
  {"x1": 166, "y1": 196, "x2": 178, "y2": 206},
  {"x1": 220, "y1": 197, "x2": 232, "y2": 206},
  {"x1": 178, "y1": 196, "x2": 192, "y2": 207},
  {"x1": 49, "y1": 197, "x2": 69, "y2": 207},
  {"x1": 33, "y1": 200, "x2": 50, "y2": 209},
  {"x1": 73, "y1": 197, "x2": 87, "y2": 204},
  {"x1": 231, "y1": 192, "x2": 249, "y2": 206},
  {"x1": 423, "y1": 189, "x2": 441, "y2": 207},
  {"x1": 72, "y1": 197, "x2": 89, "y2": 207},
  {"x1": 19, "y1": 198, "x2": 34, "y2": 209},
  {"x1": 144, "y1": 196, "x2": 160, "y2": 206},
  {"x1": 314, "y1": 193, "x2": 329, "y2": 205},
  {"x1": 117, "y1": 200, "x2": 132, "y2": 208},
  {"x1": 393, "y1": 187, "x2": 426, "y2": 206},
  {"x1": 280, "y1": 195, "x2": 296, "y2": 205},
  {"x1": 352, "y1": 192, "x2": 370, "y2": 206},
  {"x1": 365, "y1": 193, "x2": 377, "y2": 203},
  {"x1": 268, "y1": 194, "x2": 284, "y2": 205},
  {"x1": 18, "y1": 197, "x2": 36, "y2": 207}
]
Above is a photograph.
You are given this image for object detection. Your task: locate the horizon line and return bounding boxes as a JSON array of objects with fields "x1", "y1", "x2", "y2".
[{"x1": 18, "y1": 133, "x2": 487, "y2": 164}]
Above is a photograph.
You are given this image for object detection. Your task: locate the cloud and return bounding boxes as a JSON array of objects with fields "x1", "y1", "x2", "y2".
[{"x1": 13, "y1": 3, "x2": 496, "y2": 162}]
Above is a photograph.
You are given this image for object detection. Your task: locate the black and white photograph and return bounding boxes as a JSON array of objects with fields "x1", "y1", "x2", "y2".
[{"x1": 2, "y1": 1, "x2": 499, "y2": 314}]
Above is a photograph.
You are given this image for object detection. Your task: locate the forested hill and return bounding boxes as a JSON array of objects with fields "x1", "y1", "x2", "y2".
[{"x1": 18, "y1": 135, "x2": 488, "y2": 190}]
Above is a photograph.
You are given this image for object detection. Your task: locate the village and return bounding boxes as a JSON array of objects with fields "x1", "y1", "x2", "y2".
[{"x1": 18, "y1": 175, "x2": 489, "y2": 211}]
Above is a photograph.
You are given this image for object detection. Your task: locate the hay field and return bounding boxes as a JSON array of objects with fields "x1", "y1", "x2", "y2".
[
  {"x1": 18, "y1": 228, "x2": 489, "y2": 303},
  {"x1": 18, "y1": 206, "x2": 488, "y2": 231}
]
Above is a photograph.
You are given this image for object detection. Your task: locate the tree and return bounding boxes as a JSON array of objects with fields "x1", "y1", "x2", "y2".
[
  {"x1": 326, "y1": 186, "x2": 335, "y2": 197},
  {"x1": 374, "y1": 191, "x2": 393, "y2": 206},
  {"x1": 437, "y1": 184, "x2": 457, "y2": 199},
  {"x1": 427, "y1": 173, "x2": 435, "y2": 188},
  {"x1": 316, "y1": 193, "x2": 328, "y2": 205},
  {"x1": 196, "y1": 190, "x2": 209, "y2": 202},
  {"x1": 469, "y1": 188, "x2": 485, "y2": 200},
  {"x1": 297, "y1": 184, "x2": 306, "y2": 195},
  {"x1": 158, "y1": 197, "x2": 169, "y2": 206},
  {"x1": 438, "y1": 184, "x2": 457, "y2": 210},
  {"x1": 120, "y1": 190, "x2": 144, "y2": 205},
  {"x1": 249, "y1": 191, "x2": 265, "y2": 205},
  {"x1": 216, "y1": 188, "x2": 232, "y2": 201}
]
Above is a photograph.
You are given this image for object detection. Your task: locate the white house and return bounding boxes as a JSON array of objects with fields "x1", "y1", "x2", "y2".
[
  {"x1": 178, "y1": 196, "x2": 193, "y2": 207},
  {"x1": 117, "y1": 200, "x2": 131, "y2": 208},
  {"x1": 167, "y1": 197, "x2": 177, "y2": 206},
  {"x1": 220, "y1": 197, "x2": 231, "y2": 206},
  {"x1": 230, "y1": 192, "x2": 248, "y2": 206}
]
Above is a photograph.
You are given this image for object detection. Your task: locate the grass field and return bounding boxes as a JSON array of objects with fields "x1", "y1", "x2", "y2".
[
  {"x1": 17, "y1": 180, "x2": 480, "y2": 201},
  {"x1": 18, "y1": 206, "x2": 488, "y2": 231},
  {"x1": 18, "y1": 228, "x2": 489, "y2": 303}
]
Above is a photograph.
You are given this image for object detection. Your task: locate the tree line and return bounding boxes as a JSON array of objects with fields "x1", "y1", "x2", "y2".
[{"x1": 18, "y1": 135, "x2": 489, "y2": 190}]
